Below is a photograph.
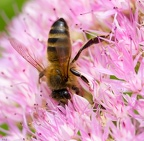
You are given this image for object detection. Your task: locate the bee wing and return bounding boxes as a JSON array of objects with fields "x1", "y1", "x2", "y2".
[
  {"x1": 56, "y1": 44, "x2": 71, "y2": 80},
  {"x1": 9, "y1": 38, "x2": 44, "y2": 72}
]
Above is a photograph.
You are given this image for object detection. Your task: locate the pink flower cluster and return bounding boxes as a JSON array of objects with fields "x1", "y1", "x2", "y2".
[{"x1": 0, "y1": 0, "x2": 144, "y2": 140}]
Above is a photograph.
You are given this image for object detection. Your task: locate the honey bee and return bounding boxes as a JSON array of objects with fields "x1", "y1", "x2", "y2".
[{"x1": 9, "y1": 18, "x2": 107, "y2": 103}]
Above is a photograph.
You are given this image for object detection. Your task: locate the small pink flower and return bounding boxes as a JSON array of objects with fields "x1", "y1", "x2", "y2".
[{"x1": 0, "y1": 0, "x2": 144, "y2": 140}]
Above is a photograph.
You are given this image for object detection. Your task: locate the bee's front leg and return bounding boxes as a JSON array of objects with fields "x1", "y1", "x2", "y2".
[
  {"x1": 70, "y1": 68, "x2": 89, "y2": 85},
  {"x1": 39, "y1": 71, "x2": 45, "y2": 84}
]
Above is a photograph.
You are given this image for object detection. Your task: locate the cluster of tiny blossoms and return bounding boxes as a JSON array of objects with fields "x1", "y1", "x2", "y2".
[{"x1": 0, "y1": 0, "x2": 144, "y2": 140}]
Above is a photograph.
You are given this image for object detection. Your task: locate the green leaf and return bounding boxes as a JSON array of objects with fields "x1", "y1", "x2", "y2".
[
  {"x1": 0, "y1": 0, "x2": 27, "y2": 31},
  {"x1": 0, "y1": 123, "x2": 9, "y2": 136}
]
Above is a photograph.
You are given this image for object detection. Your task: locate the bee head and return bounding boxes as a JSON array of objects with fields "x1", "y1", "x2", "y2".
[{"x1": 52, "y1": 89, "x2": 71, "y2": 100}]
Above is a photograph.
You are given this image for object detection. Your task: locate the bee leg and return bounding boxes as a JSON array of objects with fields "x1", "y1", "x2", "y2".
[
  {"x1": 71, "y1": 34, "x2": 109, "y2": 64},
  {"x1": 38, "y1": 71, "x2": 45, "y2": 83},
  {"x1": 71, "y1": 85, "x2": 79, "y2": 94},
  {"x1": 70, "y1": 68, "x2": 89, "y2": 85}
]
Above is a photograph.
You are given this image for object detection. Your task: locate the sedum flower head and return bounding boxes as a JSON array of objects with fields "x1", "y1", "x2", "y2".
[{"x1": 0, "y1": 0, "x2": 144, "y2": 140}]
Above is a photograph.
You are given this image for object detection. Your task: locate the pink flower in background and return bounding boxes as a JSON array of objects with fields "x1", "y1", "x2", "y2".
[{"x1": 0, "y1": 0, "x2": 144, "y2": 140}]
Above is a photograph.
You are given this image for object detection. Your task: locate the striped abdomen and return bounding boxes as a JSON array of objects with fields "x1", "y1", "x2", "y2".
[{"x1": 47, "y1": 18, "x2": 71, "y2": 63}]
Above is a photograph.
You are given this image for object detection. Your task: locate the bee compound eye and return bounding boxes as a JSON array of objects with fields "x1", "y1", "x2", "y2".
[
  {"x1": 52, "y1": 89, "x2": 71, "y2": 99},
  {"x1": 63, "y1": 90, "x2": 71, "y2": 99},
  {"x1": 51, "y1": 91, "x2": 57, "y2": 98}
]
